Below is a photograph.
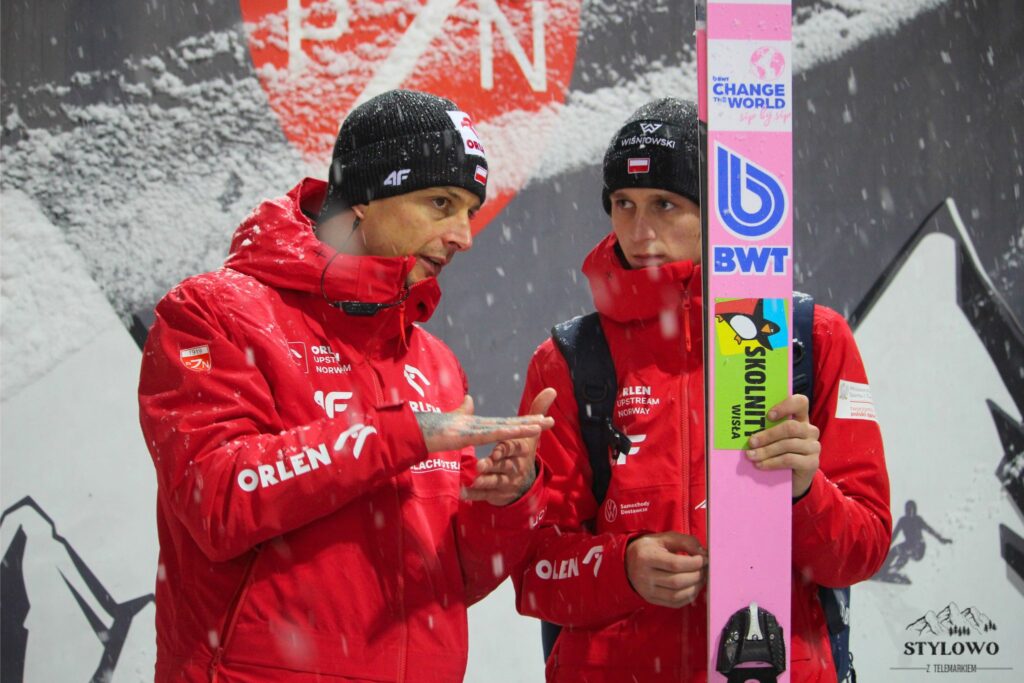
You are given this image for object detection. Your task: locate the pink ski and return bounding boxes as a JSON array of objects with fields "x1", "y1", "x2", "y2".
[{"x1": 697, "y1": 1, "x2": 795, "y2": 681}]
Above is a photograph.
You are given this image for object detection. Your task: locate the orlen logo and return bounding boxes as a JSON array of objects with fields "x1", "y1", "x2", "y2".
[
  {"x1": 715, "y1": 143, "x2": 787, "y2": 241},
  {"x1": 404, "y1": 364, "x2": 431, "y2": 398},
  {"x1": 333, "y1": 423, "x2": 377, "y2": 460},
  {"x1": 288, "y1": 341, "x2": 309, "y2": 373},
  {"x1": 447, "y1": 111, "x2": 486, "y2": 158},
  {"x1": 314, "y1": 390, "x2": 353, "y2": 418},
  {"x1": 237, "y1": 443, "x2": 333, "y2": 491},
  {"x1": 534, "y1": 544, "x2": 603, "y2": 580},
  {"x1": 239, "y1": 0, "x2": 584, "y2": 234}
]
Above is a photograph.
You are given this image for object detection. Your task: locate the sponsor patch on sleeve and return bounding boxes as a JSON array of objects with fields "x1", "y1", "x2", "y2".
[
  {"x1": 180, "y1": 344, "x2": 212, "y2": 373},
  {"x1": 835, "y1": 379, "x2": 877, "y2": 422}
]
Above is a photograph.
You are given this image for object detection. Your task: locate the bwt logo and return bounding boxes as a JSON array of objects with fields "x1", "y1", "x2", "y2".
[
  {"x1": 715, "y1": 143, "x2": 787, "y2": 240},
  {"x1": 314, "y1": 390, "x2": 353, "y2": 418}
]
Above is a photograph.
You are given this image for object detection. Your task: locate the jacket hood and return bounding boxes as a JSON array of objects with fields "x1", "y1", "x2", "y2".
[
  {"x1": 223, "y1": 178, "x2": 441, "y2": 330},
  {"x1": 582, "y1": 232, "x2": 702, "y2": 324}
]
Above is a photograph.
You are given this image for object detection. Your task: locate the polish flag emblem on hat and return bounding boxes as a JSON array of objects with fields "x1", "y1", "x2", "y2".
[
  {"x1": 180, "y1": 345, "x2": 212, "y2": 373},
  {"x1": 627, "y1": 157, "x2": 650, "y2": 174},
  {"x1": 474, "y1": 165, "x2": 488, "y2": 185}
]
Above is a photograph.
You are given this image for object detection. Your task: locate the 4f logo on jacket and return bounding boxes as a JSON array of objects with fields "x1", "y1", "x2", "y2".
[
  {"x1": 404, "y1": 364, "x2": 430, "y2": 397},
  {"x1": 614, "y1": 433, "x2": 647, "y2": 465},
  {"x1": 314, "y1": 390, "x2": 353, "y2": 418}
]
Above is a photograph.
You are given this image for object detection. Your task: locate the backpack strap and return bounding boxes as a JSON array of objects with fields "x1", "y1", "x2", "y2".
[
  {"x1": 542, "y1": 313, "x2": 630, "y2": 662},
  {"x1": 793, "y1": 293, "x2": 855, "y2": 681},
  {"x1": 792, "y1": 291, "x2": 815, "y2": 406},
  {"x1": 550, "y1": 313, "x2": 632, "y2": 505}
]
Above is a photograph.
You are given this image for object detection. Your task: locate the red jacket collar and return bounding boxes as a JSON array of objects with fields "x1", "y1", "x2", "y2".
[
  {"x1": 583, "y1": 232, "x2": 703, "y2": 324},
  {"x1": 223, "y1": 178, "x2": 441, "y2": 333}
]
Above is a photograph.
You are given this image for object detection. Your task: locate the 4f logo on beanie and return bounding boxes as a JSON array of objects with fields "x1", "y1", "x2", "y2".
[
  {"x1": 384, "y1": 169, "x2": 411, "y2": 186},
  {"x1": 446, "y1": 111, "x2": 486, "y2": 159}
]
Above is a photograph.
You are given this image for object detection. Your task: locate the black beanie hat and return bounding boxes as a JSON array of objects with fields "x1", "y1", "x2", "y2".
[
  {"x1": 602, "y1": 98, "x2": 700, "y2": 213},
  {"x1": 320, "y1": 89, "x2": 489, "y2": 220}
]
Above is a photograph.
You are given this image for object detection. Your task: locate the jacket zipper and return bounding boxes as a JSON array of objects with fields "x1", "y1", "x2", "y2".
[
  {"x1": 681, "y1": 289, "x2": 693, "y2": 678},
  {"x1": 682, "y1": 287, "x2": 693, "y2": 354},
  {"x1": 369, "y1": 366, "x2": 408, "y2": 682},
  {"x1": 681, "y1": 286, "x2": 693, "y2": 528},
  {"x1": 209, "y1": 548, "x2": 261, "y2": 682}
]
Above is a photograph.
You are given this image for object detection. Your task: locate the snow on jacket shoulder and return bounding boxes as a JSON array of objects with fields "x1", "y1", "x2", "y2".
[
  {"x1": 513, "y1": 233, "x2": 890, "y2": 683},
  {"x1": 138, "y1": 178, "x2": 545, "y2": 682}
]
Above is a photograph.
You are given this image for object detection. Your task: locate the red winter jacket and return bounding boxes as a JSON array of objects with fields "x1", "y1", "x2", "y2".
[
  {"x1": 513, "y1": 233, "x2": 891, "y2": 683},
  {"x1": 138, "y1": 179, "x2": 546, "y2": 682}
]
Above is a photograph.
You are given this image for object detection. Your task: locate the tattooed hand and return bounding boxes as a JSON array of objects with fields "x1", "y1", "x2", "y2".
[
  {"x1": 415, "y1": 393, "x2": 554, "y2": 454},
  {"x1": 464, "y1": 388, "x2": 557, "y2": 507}
]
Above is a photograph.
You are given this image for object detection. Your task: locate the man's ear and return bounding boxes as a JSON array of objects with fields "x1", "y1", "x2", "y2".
[{"x1": 352, "y1": 204, "x2": 367, "y2": 220}]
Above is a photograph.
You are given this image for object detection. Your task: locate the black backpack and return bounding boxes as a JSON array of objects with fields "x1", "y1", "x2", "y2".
[{"x1": 542, "y1": 293, "x2": 855, "y2": 683}]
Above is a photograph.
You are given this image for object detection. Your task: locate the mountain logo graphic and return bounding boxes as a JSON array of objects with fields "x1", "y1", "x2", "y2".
[
  {"x1": 905, "y1": 602, "x2": 997, "y2": 638},
  {"x1": 1, "y1": 497, "x2": 153, "y2": 682}
]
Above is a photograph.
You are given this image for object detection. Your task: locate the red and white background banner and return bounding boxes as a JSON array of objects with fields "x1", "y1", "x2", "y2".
[{"x1": 1, "y1": 1, "x2": 1022, "y2": 680}]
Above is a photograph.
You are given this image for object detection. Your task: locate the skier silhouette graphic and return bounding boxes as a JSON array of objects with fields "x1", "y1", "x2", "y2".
[{"x1": 873, "y1": 500, "x2": 952, "y2": 584}]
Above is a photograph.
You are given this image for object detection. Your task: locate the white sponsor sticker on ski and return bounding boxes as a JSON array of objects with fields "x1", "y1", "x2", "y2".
[{"x1": 835, "y1": 379, "x2": 878, "y2": 422}]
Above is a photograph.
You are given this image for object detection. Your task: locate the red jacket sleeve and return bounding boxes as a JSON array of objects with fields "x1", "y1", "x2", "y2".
[
  {"x1": 456, "y1": 459, "x2": 548, "y2": 605},
  {"x1": 791, "y1": 305, "x2": 892, "y2": 587},
  {"x1": 448, "y1": 357, "x2": 551, "y2": 606},
  {"x1": 138, "y1": 283, "x2": 429, "y2": 562},
  {"x1": 511, "y1": 342, "x2": 647, "y2": 628}
]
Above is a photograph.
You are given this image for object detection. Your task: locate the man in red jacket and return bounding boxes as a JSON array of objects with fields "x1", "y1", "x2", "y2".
[
  {"x1": 513, "y1": 98, "x2": 891, "y2": 682},
  {"x1": 138, "y1": 89, "x2": 555, "y2": 682}
]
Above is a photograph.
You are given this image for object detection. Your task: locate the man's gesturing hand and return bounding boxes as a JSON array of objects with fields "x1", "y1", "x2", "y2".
[
  {"x1": 464, "y1": 388, "x2": 557, "y2": 506},
  {"x1": 626, "y1": 532, "x2": 707, "y2": 608},
  {"x1": 415, "y1": 393, "x2": 554, "y2": 454}
]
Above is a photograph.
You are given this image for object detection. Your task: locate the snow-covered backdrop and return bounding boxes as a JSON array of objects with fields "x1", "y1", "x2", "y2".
[{"x1": 2, "y1": 1, "x2": 1021, "y2": 680}]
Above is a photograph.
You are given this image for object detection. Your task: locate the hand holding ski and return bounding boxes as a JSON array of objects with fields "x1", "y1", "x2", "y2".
[
  {"x1": 625, "y1": 531, "x2": 708, "y2": 608},
  {"x1": 744, "y1": 394, "x2": 821, "y2": 498}
]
